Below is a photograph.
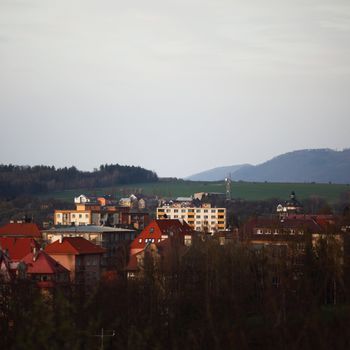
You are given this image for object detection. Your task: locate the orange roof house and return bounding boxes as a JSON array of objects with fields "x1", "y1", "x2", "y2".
[
  {"x1": 45, "y1": 237, "x2": 105, "y2": 287},
  {"x1": 21, "y1": 250, "x2": 69, "y2": 289},
  {"x1": 127, "y1": 219, "x2": 195, "y2": 278},
  {"x1": 126, "y1": 233, "x2": 191, "y2": 278},
  {"x1": 130, "y1": 219, "x2": 194, "y2": 256}
]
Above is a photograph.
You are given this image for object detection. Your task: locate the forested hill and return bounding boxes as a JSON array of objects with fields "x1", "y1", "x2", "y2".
[{"x1": 0, "y1": 164, "x2": 158, "y2": 198}]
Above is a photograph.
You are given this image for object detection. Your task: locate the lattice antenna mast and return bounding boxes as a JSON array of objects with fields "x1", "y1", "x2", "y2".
[{"x1": 225, "y1": 174, "x2": 232, "y2": 200}]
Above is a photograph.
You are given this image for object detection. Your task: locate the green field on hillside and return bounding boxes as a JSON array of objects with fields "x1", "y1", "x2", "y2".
[{"x1": 39, "y1": 180, "x2": 350, "y2": 203}]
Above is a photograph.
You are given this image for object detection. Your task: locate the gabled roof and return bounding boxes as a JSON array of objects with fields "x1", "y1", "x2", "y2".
[
  {"x1": 0, "y1": 237, "x2": 40, "y2": 262},
  {"x1": 22, "y1": 250, "x2": 69, "y2": 274},
  {"x1": 0, "y1": 223, "x2": 41, "y2": 238},
  {"x1": 45, "y1": 237, "x2": 105, "y2": 255},
  {"x1": 130, "y1": 219, "x2": 194, "y2": 251}
]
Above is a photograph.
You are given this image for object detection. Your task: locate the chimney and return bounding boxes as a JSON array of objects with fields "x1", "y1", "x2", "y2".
[
  {"x1": 32, "y1": 247, "x2": 37, "y2": 261},
  {"x1": 59, "y1": 236, "x2": 62, "y2": 243}
]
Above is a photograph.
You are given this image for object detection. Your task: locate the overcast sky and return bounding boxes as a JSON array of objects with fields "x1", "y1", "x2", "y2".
[{"x1": 1, "y1": 0, "x2": 349, "y2": 178}]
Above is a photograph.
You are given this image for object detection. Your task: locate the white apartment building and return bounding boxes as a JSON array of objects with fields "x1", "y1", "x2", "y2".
[
  {"x1": 156, "y1": 206, "x2": 226, "y2": 232},
  {"x1": 54, "y1": 209, "x2": 119, "y2": 226}
]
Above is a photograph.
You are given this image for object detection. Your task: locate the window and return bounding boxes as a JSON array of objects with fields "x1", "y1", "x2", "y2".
[
  {"x1": 204, "y1": 209, "x2": 208, "y2": 213},
  {"x1": 85, "y1": 214, "x2": 89, "y2": 218},
  {"x1": 150, "y1": 227, "x2": 154, "y2": 234},
  {"x1": 211, "y1": 215, "x2": 215, "y2": 219},
  {"x1": 204, "y1": 215, "x2": 208, "y2": 219},
  {"x1": 181, "y1": 209, "x2": 186, "y2": 213},
  {"x1": 79, "y1": 214, "x2": 82, "y2": 218},
  {"x1": 174, "y1": 209, "x2": 178, "y2": 213},
  {"x1": 211, "y1": 209, "x2": 216, "y2": 213},
  {"x1": 174, "y1": 215, "x2": 178, "y2": 218},
  {"x1": 72, "y1": 214, "x2": 76, "y2": 218},
  {"x1": 196, "y1": 209, "x2": 200, "y2": 213},
  {"x1": 196, "y1": 215, "x2": 200, "y2": 219}
]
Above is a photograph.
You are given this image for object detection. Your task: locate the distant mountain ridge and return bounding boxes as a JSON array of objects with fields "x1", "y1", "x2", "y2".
[
  {"x1": 186, "y1": 149, "x2": 350, "y2": 184},
  {"x1": 186, "y1": 164, "x2": 251, "y2": 181}
]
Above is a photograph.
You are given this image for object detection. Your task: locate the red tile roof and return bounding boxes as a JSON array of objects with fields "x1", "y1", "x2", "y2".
[
  {"x1": 45, "y1": 237, "x2": 105, "y2": 255},
  {"x1": 0, "y1": 237, "x2": 40, "y2": 262},
  {"x1": 22, "y1": 250, "x2": 69, "y2": 275},
  {"x1": 130, "y1": 219, "x2": 194, "y2": 251},
  {"x1": 0, "y1": 223, "x2": 41, "y2": 238}
]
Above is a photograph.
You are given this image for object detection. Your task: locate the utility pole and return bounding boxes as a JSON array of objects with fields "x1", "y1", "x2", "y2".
[{"x1": 93, "y1": 328, "x2": 116, "y2": 350}]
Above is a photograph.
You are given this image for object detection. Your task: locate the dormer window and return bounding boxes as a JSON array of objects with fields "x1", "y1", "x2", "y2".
[{"x1": 150, "y1": 227, "x2": 154, "y2": 234}]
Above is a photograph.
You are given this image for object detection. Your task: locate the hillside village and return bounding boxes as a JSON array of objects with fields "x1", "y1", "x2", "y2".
[
  {"x1": 1, "y1": 190, "x2": 350, "y2": 288},
  {"x1": 1, "y1": 187, "x2": 350, "y2": 348}
]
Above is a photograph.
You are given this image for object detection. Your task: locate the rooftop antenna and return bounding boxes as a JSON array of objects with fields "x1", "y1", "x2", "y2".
[{"x1": 225, "y1": 173, "x2": 232, "y2": 200}]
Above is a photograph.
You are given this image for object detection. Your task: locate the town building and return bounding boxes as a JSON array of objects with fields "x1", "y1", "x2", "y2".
[
  {"x1": 0, "y1": 222, "x2": 41, "y2": 239},
  {"x1": 126, "y1": 234, "x2": 191, "y2": 279},
  {"x1": 42, "y1": 225, "x2": 135, "y2": 267},
  {"x1": 21, "y1": 250, "x2": 70, "y2": 289},
  {"x1": 45, "y1": 237, "x2": 105, "y2": 287},
  {"x1": 276, "y1": 191, "x2": 303, "y2": 217},
  {"x1": 156, "y1": 205, "x2": 226, "y2": 232},
  {"x1": 127, "y1": 219, "x2": 195, "y2": 278},
  {"x1": 54, "y1": 204, "x2": 119, "y2": 226},
  {"x1": 54, "y1": 194, "x2": 148, "y2": 229},
  {"x1": 130, "y1": 219, "x2": 195, "y2": 256}
]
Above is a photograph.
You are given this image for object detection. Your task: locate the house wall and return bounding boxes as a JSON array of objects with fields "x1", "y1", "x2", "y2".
[{"x1": 47, "y1": 253, "x2": 76, "y2": 280}]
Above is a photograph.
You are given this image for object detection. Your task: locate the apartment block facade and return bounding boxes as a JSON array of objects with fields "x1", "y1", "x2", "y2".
[{"x1": 156, "y1": 206, "x2": 226, "y2": 232}]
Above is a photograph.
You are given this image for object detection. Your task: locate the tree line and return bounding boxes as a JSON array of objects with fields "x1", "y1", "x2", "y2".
[
  {"x1": 1, "y1": 236, "x2": 350, "y2": 350},
  {"x1": 0, "y1": 164, "x2": 158, "y2": 198}
]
